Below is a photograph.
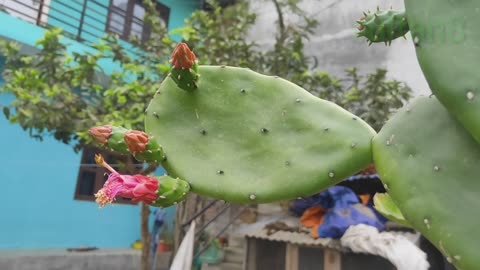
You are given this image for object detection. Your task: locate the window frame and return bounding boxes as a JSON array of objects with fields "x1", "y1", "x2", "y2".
[{"x1": 106, "y1": 0, "x2": 170, "y2": 43}]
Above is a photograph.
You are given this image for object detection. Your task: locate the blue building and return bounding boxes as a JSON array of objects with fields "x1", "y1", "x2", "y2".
[{"x1": 0, "y1": 0, "x2": 199, "y2": 250}]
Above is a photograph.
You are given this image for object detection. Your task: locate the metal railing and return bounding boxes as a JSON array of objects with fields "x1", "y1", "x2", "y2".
[
  {"x1": 179, "y1": 199, "x2": 248, "y2": 262},
  {"x1": 0, "y1": 0, "x2": 149, "y2": 45}
]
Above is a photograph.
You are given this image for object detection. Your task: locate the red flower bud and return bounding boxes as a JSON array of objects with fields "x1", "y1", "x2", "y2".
[
  {"x1": 124, "y1": 130, "x2": 150, "y2": 153},
  {"x1": 89, "y1": 125, "x2": 113, "y2": 145},
  {"x1": 171, "y1": 43, "x2": 196, "y2": 69}
]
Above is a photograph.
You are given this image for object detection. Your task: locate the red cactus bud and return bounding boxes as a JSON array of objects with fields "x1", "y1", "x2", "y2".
[
  {"x1": 89, "y1": 125, "x2": 113, "y2": 145},
  {"x1": 171, "y1": 43, "x2": 196, "y2": 69},
  {"x1": 124, "y1": 130, "x2": 150, "y2": 153}
]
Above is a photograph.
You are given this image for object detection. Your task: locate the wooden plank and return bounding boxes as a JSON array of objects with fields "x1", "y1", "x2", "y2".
[
  {"x1": 245, "y1": 238, "x2": 257, "y2": 270},
  {"x1": 324, "y1": 249, "x2": 341, "y2": 270},
  {"x1": 285, "y1": 244, "x2": 299, "y2": 270}
]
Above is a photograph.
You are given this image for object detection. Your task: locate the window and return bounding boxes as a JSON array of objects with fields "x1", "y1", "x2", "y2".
[
  {"x1": 74, "y1": 147, "x2": 143, "y2": 204},
  {"x1": 106, "y1": 0, "x2": 170, "y2": 42}
]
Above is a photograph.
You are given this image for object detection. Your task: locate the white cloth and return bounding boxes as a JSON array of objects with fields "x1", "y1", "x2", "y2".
[
  {"x1": 170, "y1": 221, "x2": 196, "y2": 270},
  {"x1": 340, "y1": 224, "x2": 430, "y2": 270}
]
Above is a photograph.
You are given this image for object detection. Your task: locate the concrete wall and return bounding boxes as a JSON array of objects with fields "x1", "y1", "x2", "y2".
[
  {"x1": 0, "y1": 1, "x2": 192, "y2": 250},
  {"x1": 248, "y1": 0, "x2": 430, "y2": 96}
]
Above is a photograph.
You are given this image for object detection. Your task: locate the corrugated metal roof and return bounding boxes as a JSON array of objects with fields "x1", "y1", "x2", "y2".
[
  {"x1": 232, "y1": 215, "x2": 420, "y2": 251},
  {"x1": 233, "y1": 215, "x2": 345, "y2": 250}
]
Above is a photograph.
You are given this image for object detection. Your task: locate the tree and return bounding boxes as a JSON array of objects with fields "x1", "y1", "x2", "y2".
[{"x1": 0, "y1": 0, "x2": 412, "y2": 268}]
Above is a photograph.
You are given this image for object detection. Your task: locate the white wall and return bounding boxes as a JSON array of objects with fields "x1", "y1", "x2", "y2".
[{"x1": 248, "y1": 0, "x2": 430, "y2": 96}]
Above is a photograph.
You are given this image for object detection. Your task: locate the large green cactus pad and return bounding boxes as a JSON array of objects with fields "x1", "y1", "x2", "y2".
[
  {"x1": 373, "y1": 96, "x2": 480, "y2": 270},
  {"x1": 145, "y1": 66, "x2": 376, "y2": 203},
  {"x1": 404, "y1": 0, "x2": 480, "y2": 144}
]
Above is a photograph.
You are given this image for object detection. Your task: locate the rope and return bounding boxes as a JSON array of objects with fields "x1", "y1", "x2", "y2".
[{"x1": 340, "y1": 224, "x2": 430, "y2": 270}]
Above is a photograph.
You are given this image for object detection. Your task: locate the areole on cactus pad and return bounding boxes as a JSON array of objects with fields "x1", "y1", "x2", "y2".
[{"x1": 144, "y1": 43, "x2": 376, "y2": 204}]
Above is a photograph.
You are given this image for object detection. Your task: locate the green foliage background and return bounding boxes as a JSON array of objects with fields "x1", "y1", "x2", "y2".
[{"x1": 0, "y1": 0, "x2": 412, "y2": 151}]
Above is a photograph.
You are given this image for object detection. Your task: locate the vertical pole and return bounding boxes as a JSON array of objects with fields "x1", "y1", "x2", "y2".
[
  {"x1": 35, "y1": 0, "x2": 45, "y2": 25},
  {"x1": 285, "y1": 244, "x2": 299, "y2": 270},
  {"x1": 77, "y1": 0, "x2": 88, "y2": 41},
  {"x1": 324, "y1": 249, "x2": 342, "y2": 270}
]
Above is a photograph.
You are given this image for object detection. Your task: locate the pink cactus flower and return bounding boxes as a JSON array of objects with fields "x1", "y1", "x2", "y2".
[
  {"x1": 124, "y1": 130, "x2": 150, "y2": 154},
  {"x1": 89, "y1": 125, "x2": 113, "y2": 145},
  {"x1": 94, "y1": 154, "x2": 159, "y2": 208},
  {"x1": 171, "y1": 43, "x2": 196, "y2": 69}
]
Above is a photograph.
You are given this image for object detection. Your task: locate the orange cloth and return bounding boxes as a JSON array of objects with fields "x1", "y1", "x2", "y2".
[
  {"x1": 359, "y1": 194, "x2": 371, "y2": 206},
  {"x1": 300, "y1": 206, "x2": 326, "y2": 239}
]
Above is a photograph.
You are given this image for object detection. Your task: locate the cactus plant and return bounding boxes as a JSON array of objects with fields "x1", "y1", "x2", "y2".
[
  {"x1": 356, "y1": 8, "x2": 409, "y2": 45},
  {"x1": 90, "y1": 126, "x2": 165, "y2": 164},
  {"x1": 94, "y1": 154, "x2": 189, "y2": 208},
  {"x1": 144, "y1": 44, "x2": 376, "y2": 204},
  {"x1": 402, "y1": 0, "x2": 480, "y2": 145},
  {"x1": 373, "y1": 96, "x2": 480, "y2": 270}
]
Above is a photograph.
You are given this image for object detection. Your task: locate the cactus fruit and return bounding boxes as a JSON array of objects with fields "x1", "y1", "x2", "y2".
[
  {"x1": 151, "y1": 176, "x2": 190, "y2": 208},
  {"x1": 403, "y1": 0, "x2": 480, "y2": 145},
  {"x1": 145, "y1": 61, "x2": 376, "y2": 204},
  {"x1": 169, "y1": 43, "x2": 199, "y2": 91},
  {"x1": 356, "y1": 8, "x2": 409, "y2": 45},
  {"x1": 373, "y1": 96, "x2": 480, "y2": 270},
  {"x1": 89, "y1": 125, "x2": 130, "y2": 154},
  {"x1": 373, "y1": 193, "x2": 410, "y2": 227},
  {"x1": 124, "y1": 130, "x2": 165, "y2": 163},
  {"x1": 89, "y1": 126, "x2": 165, "y2": 164}
]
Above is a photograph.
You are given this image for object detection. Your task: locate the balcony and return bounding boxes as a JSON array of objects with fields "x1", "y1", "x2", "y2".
[{"x1": 0, "y1": 0, "x2": 170, "y2": 46}]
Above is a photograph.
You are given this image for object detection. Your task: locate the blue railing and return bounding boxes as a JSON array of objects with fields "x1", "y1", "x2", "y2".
[{"x1": 0, "y1": 0, "x2": 153, "y2": 45}]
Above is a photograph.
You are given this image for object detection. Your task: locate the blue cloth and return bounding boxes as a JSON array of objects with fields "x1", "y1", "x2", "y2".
[
  {"x1": 318, "y1": 204, "x2": 386, "y2": 239},
  {"x1": 290, "y1": 186, "x2": 360, "y2": 216},
  {"x1": 292, "y1": 186, "x2": 386, "y2": 239}
]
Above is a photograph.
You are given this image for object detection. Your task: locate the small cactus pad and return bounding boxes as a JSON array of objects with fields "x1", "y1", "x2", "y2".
[
  {"x1": 373, "y1": 96, "x2": 480, "y2": 270},
  {"x1": 151, "y1": 176, "x2": 190, "y2": 208},
  {"x1": 356, "y1": 9, "x2": 409, "y2": 45},
  {"x1": 404, "y1": 0, "x2": 480, "y2": 144},
  {"x1": 145, "y1": 66, "x2": 376, "y2": 203},
  {"x1": 373, "y1": 193, "x2": 410, "y2": 227}
]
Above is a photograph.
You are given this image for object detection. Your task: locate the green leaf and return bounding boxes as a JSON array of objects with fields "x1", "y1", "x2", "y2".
[
  {"x1": 2, "y1": 106, "x2": 10, "y2": 119},
  {"x1": 373, "y1": 193, "x2": 411, "y2": 227}
]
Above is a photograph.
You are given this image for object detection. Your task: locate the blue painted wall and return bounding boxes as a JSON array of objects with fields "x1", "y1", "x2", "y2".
[{"x1": 0, "y1": 0, "x2": 195, "y2": 250}]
